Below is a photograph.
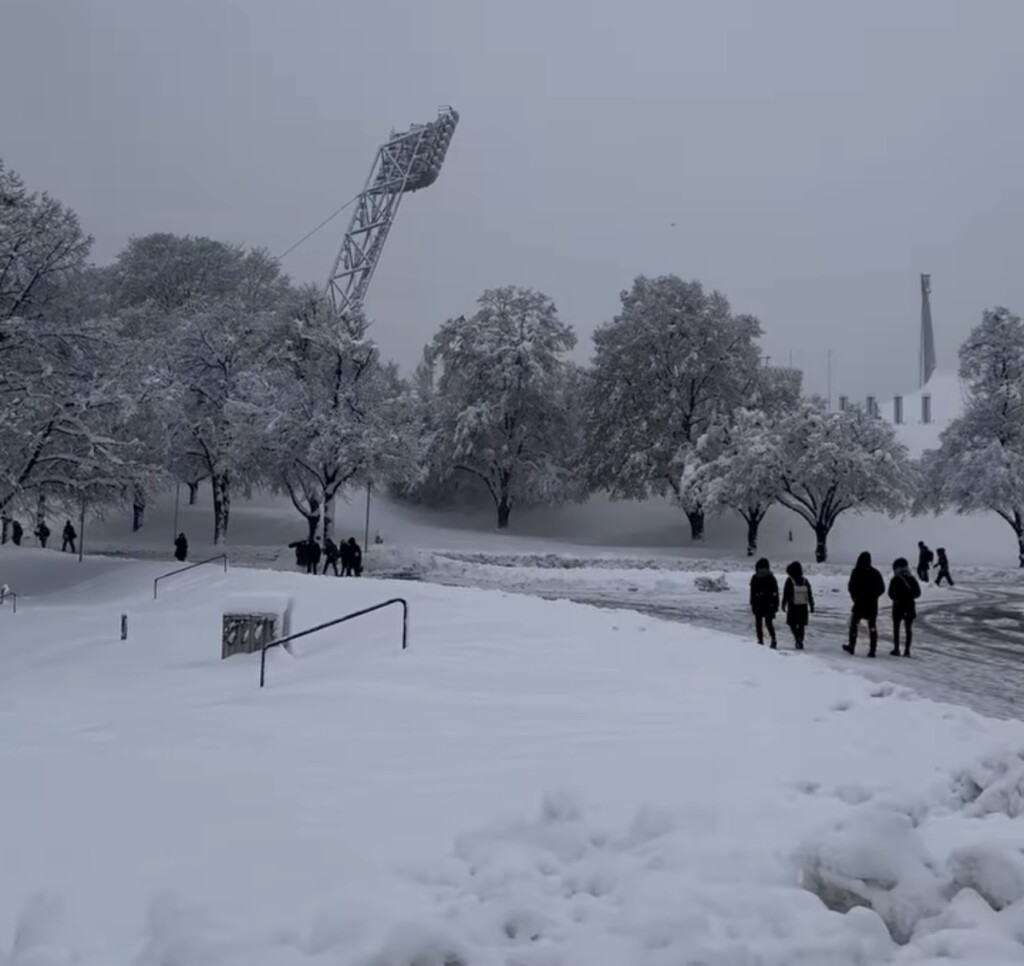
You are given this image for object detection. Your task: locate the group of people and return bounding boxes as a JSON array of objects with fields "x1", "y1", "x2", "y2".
[
  {"x1": 289, "y1": 535, "x2": 363, "y2": 576},
  {"x1": 916, "y1": 541, "x2": 954, "y2": 586},
  {"x1": 1, "y1": 517, "x2": 77, "y2": 553},
  {"x1": 750, "y1": 544, "x2": 956, "y2": 657}
]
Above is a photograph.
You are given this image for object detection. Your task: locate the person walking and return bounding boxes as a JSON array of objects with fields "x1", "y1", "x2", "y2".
[
  {"x1": 844, "y1": 551, "x2": 885, "y2": 657},
  {"x1": 174, "y1": 532, "x2": 188, "y2": 562},
  {"x1": 342, "y1": 537, "x2": 363, "y2": 577},
  {"x1": 781, "y1": 560, "x2": 814, "y2": 650},
  {"x1": 749, "y1": 557, "x2": 780, "y2": 648},
  {"x1": 935, "y1": 547, "x2": 954, "y2": 587},
  {"x1": 305, "y1": 538, "x2": 321, "y2": 575},
  {"x1": 61, "y1": 520, "x2": 76, "y2": 553},
  {"x1": 888, "y1": 557, "x2": 921, "y2": 657},
  {"x1": 916, "y1": 541, "x2": 934, "y2": 583},
  {"x1": 322, "y1": 536, "x2": 340, "y2": 576},
  {"x1": 36, "y1": 521, "x2": 50, "y2": 548}
]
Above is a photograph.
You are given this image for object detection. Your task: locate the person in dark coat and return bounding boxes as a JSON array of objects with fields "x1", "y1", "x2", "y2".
[
  {"x1": 888, "y1": 557, "x2": 921, "y2": 657},
  {"x1": 844, "y1": 551, "x2": 885, "y2": 656},
  {"x1": 306, "y1": 538, "x2": 321, "y2": 575},
  {"x1": 288, "y1": 539, "x2": 308, "y2": 571},
  {"x1": 916, "y1": 541, "x2": 933, "y2": 582},
  {"x1": 781, "y1": 560, "x2": 815, "y2": 650},
  {"x1": 934, "y1": 547, "x2": 954, "y2": 587},
  {"x1": 174, "y1": 532, "x2": 188, "y2": 562},
  {"x1": 322, "y1": 536, "x2": 340, "y2": 576},
  {"x1": 342, "y1": 537, "x2": 363, "y2": 577},
  {"x1": 749, "y1": 557, "x2": 780, "y2": 648},
  {"x1": 36, "y1": 521, "x2": 50, "y2": 548},
  {"x1": 11, "y1": 520, "x2": 23, "y2": 546},
  {"x1": 61, "y1": 520, "x2": 76, "y2": 553}
]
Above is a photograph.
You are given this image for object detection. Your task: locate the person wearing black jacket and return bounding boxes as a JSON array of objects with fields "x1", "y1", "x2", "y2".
[
  {"x1": 11, "y1": 520, "x2": 23, "y2": 546},
  {"x1": 342, "y1": 537, "x2": 363, "y2": 577},
  {"x1": 36, "y1": 521, "x2": 50, "y2": 548},
  {"x1": 781, "y1": 560, "x2": 815, "y2": 650},
  {"x1": 306, "y1": 538, "x2": 321, "y2": 575},
  {"x1": 322, "y1": 537, "x2": 340, "y2": 576},
  {"x1": 844, "y1": 551, "x2": 885, "y2": 657},
  {"x1": 174, "y1": 532, "x2": 188, "y2": 562},
  {"x1": 61, "y1": 520, "x2": 76, "y2": 553},
  {"x1": 749, "y1": 557, "x2": 780, "y2": 648},
  {"x1": 888, "y1": 557, "x2": 921, "y2": 657},
  {"x1": 935, "y1": 547, "x2": 954, "y2": 587},
  {"x1": 916, "y1": 541, "x2": 933, "y2": 582}
]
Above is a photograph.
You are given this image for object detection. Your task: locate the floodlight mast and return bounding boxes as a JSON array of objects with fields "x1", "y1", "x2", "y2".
[{"x1": 325, "y1": 106, "x2": 459, "y2": 318}]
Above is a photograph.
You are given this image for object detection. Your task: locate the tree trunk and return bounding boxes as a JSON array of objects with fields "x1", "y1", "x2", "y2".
[
  {"x1": 1017, "y1": 531, "x2": 1024, "y2": 569},
  {"x1": 132, "y1": 485, "x2": 145, "y2": 532},
  {"x1": 36, "y1": 493, "x2": 46, "y2": 537},
  {"x1": 814, "y1": 523, "x2": 829, "y2": 563},
  {"x1": 686, "y1": 507, "x2": 705, "y2": 542},
  {"x1": 306, "y1": 512, "x2": 321, "y2": 542},
  {"x1": 212, "y1": 472, "x2": 230, "y2": 545},
  {"x1": 323, "y1": 490, "x2": 336, "y2": 543},
  {"x1": 497, "y1": 495, "x2": 511, "y2": 530},
  {"x1": 187, "y1": 481, "x2": 199, "y2": 505},
  {"x1": 745, "y1": 515, "x2": 760, "y2": 557}
]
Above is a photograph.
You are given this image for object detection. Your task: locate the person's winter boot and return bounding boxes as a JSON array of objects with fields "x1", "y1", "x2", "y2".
[
  {"x1": 867, "y1": 630, "x2": 878, "y2": 658},
  {"x1": 903, "y1": 646, "x2": 911, "y2": 657},
  {"x1": 842, "y1": 643, "x2": 855, "y2": 654},
  {"x1": 890, "y1": 648, "x2": 901, "y2": 657},
  {"x1": 770, "y1": 639, "x2": 777, "y2": 650}
]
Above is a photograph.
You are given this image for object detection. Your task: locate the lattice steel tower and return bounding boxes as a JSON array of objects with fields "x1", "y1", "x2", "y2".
[{"x1": 326, "y1": 107, "x2": 459, "y2": 317}]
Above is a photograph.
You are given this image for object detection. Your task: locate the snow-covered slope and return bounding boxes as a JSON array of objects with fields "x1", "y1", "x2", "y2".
[{"x1": 1, "y1": 551, "x2": 1023, "y2": 964}]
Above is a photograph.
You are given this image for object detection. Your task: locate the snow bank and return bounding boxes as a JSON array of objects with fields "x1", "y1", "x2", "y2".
[{"x1": 1, "y1": 557, "x2": 1022, "y2": 964}]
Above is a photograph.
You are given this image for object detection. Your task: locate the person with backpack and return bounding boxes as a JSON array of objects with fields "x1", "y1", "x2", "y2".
[
  {"x1": 36, "y1": 521, "x2": 51, "y2": 548},
  {"x1": 322, "y1": 536, "x2": 340, "y2": 576},
  {"x1": 888, "y1": 557, "x2": 921, "y2": 657},
  {"x1": 781, "y1": 560, "x2": 815, "y2": 650},
  {"x1": 288, "y1": 538, "x2": 308, "y2": 571},
  {"x1": 844, "y1": 551, "x2": 885, "y2": 657},
  {"x1": 174, "y1": 532, "x2": 189, "y2": 562},
  {"x1": 917, "y1": 541, "x2": 934, "y2": 582},
  {"x1": 935, "y1": 547, "x2": 955, "y2": 587},
  {"x1": 61, "y1": 520, "x2": 76, "y2": 553},
  {"x1": 749, "y1": 557, "x2": 780, "y2": 648}
]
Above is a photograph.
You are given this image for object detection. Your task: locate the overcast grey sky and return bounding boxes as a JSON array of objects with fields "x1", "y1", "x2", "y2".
[{"x1": 3, "y1": 0, "x2": 1022, "y2": 399}]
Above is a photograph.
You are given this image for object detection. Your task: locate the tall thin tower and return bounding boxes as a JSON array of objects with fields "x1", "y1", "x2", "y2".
[{"x1": 919, "y1": 273, "x2": 936, "y2": 387}]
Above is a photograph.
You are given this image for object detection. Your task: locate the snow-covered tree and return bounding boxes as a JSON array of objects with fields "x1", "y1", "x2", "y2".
[
  {"x1": 681, "y1": 408, "x2": 786, "y2": 556},
  {"x1": 776, "y1": 401, "x2": 913, "y2": 562},
  {"x1": 111, "y1": 234, "x2": 289, "y2": 314},
  {"x1": 424, "y1": 287, "x2": 580, "y2": 529},
  {"x1": 257, "y1": 293, "x2": 420, "y2": 541},
  {"x1": 165, "y1": 297, "x2": 281, "y2": 544},
  {"x1": 0, "y1": 160, "x2": 92, "y2": 321},
  {"x1": 918, "y1": 307, "x2": 1024, "y2": 566},
  {"x1": 585, "y1": 275, "x2": 762, "y2": 541}
]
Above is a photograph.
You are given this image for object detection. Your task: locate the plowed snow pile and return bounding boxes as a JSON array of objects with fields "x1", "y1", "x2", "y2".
[{"x1": 1, "y1": 547, "x2": 1022, "y2": 965}]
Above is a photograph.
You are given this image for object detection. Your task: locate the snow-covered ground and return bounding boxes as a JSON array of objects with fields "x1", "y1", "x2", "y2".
[{"x1": 3, "y1": 548, "x2": 1024, "y2": 964}]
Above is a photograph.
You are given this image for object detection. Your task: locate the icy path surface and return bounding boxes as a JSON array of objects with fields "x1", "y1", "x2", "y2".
[
  {"x1": 373, "y1": 549, "x2": 1024, "y2": 722},
  {"x1": 2, "y1": 549, "x2": 1024, "y2": 964}
]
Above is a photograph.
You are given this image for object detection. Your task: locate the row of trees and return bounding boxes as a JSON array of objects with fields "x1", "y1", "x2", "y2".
[
  {"x1": 4, "y1": 159, "x2": 1023, "y2": 564},
  {"x1": 406, "y1": 278, "x2": 911, "y2": 562},
  {"x1": 1, "y1": 160, "x2": 417, "y2": 545}
]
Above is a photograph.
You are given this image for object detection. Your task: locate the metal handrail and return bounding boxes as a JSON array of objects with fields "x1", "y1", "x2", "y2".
[
  {"x1": 153, "y1": 553, "x2": 228, "y2": 599},
  {"x1": 260, "y1": 597, "x2": 408, "y2": 688},
  {"x1": 0, "y1": 589, "x2": 16, "y2": 614}
]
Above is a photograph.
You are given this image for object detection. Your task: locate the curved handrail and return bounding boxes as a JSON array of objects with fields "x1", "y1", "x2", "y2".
[
  {"x1": 260, "y1": 597, "x2": 408, "y2": 688},
  {"x1": 153, "y1": 553, "x2": 228, "y2": 599}
]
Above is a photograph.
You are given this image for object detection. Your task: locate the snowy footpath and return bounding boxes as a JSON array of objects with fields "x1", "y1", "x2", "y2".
[{"x1": 2, "y1": 548, "x2": 1024, "y2": 964}]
